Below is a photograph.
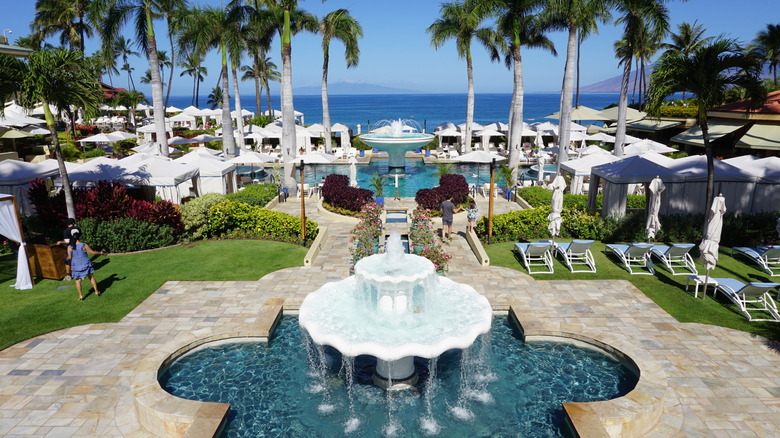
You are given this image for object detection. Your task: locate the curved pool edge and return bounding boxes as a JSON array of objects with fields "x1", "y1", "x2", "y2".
[
  {"x1": 509, "y1": 306, "x2": 668, "y2": 438},
  {"x1": 131, "y1": 301, "x2": 667, "y2": 438}
]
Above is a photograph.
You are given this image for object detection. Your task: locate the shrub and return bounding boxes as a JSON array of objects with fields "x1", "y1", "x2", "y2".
[
  {"x1": 516, "y1": 187, "x2": 551, "y2": 207},
  {"x1": 351, "y1": 135, "x2": 371, "y2": 151},
  {"x1": 180, "y1": 193, "x2": 227, "y2": 239},
  {"x1": 84, "y1": 149, "x2": 105, "y2": 158},
  {"x1": 78, "y1": 217, "x2": 177, "y2": 253},
  {"x1": 227, "y1": 183, "x2": 278, "y2": 207},
  {"x1": 208, "y1": 200, "x2": 318, "y2": 246},
  {"x1": 60, "y1": 145, "x2": 82, "y2": 162},
  {"x1": 321, "y1": 174, "x2": 374, "y2": 213},
  {"x1": 408, "y1": 207, "x2": 451, "y2": 272},
  {"x1": 659, "y1": 105, "x2": 698, "y2": 118},
  {"x1": 516, "y1": 187, "x2": 645, "y2": 210},
  {"x1": 349, "y1": 203, "x2": 384, "y2": 263},
  {"x1": 474, "y1": 206, "x2": 606, "y2": 243},
  {"x1": 415, "y1": 174, "x2": 469, "y2": 211}
]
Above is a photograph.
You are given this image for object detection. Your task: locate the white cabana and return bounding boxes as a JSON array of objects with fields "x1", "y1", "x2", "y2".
[
  {"x1": 560, "y1": 154, "x2": 620, "y2": 195},
  {"x1": 0, "y1": 160, "x2": 60, "y2": 215},
  {"x1": 434, "y1": 122, "x2": 457, "y2": 132},
  {"x1": 121, "y1": 157, "x2": 199, "y2": 204},
  {"x1": 436, "y1": 128, "x2": 463, "y2": 150},
  {"x1": 623, "y1": 139, "x2": 678, "y2": 155},
  {"x1": 168, "y1": 112, "x2": 196, "y2": 129},
  {"x1": 331, "y1": 123, "x2": 352, "y2": 148},
  {"x1": 165, "y1": 106, "x2": 183, "y2": 113},
  {"x1": 473, "y1": 129, "x2": 505, "y2": 151},
  {"x1": 0, "y1": 195, "x2": 33, "y2": 290},
  {"x1": 56, "y1": 157, "x2": 135, "y2": 188},
  {"x1": 131, "y1": 142, "x2": 178, "y2": 155},
  {"x1": 174, "y1": 153, "x2": 236, "y2": 196},
  {"x1": 722, "y1": 156, "x2": 780, "y2": 213},
  {"x1": 37, "y1": 159, "x2": 81, "y2": 174}
]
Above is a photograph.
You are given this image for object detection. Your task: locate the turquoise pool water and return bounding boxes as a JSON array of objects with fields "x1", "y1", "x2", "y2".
[
  {"x1": 240, "y1": 160, "x2": 559, "y2": 197},
  {"x1": 160, "y1": 316, "x2": 637, "y2": 437}
]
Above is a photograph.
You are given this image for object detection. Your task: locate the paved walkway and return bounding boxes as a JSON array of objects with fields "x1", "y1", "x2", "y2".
[{"x1": 0, "y1": 198, "x2": 778, "y2": 437}]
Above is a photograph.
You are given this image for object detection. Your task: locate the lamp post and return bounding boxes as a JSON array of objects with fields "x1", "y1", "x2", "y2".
[
  {"x1": 488, "y1": 158, "x2": 495, "y2": 244},
  {"x1": 300, "y1": 159, "x2": 306, "y2": 241}
]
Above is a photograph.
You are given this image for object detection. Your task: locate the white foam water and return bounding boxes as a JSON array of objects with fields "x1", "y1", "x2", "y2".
[
  {"x1": 306, "y1": 383, "x2": 326, "y2": 394},
  {"x1": 465, "y1": 389, "x2": 494, "y2": 405},
  {"x1": 420, "y1": 416, "x2": 441, "y2": 435},
  {"x1": 383, "y1": 420, "x2": 402, "y2": 437},
  {"x1": 344, "y1": 417, "x2": 360, "y2": 433},
  {"x1": 318, "y1": 403, "x2": 336, "y2": 414},
  {"x1": 450, "y1": 406, "x2": 474, "y2": 421}
]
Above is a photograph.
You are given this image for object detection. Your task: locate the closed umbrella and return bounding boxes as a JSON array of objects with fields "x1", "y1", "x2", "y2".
[
  {"x1": 548, "y1": 175, "x2": 566, "y2": 245},
  {"x1": 645, "y1": 177, "x2": 665, "y2": 240},
  {"x1": 537, "y1": 155, "x2": 546, "y2": 184},
  {"x1": 348, "y1": 156, "x2": 358, "y2": 187},
  {"x1": 699, "y1": 194, "x2": 726, "y2": 299}
]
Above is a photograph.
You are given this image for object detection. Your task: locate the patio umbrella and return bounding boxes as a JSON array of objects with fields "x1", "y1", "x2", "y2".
[
  {"x1": 1, "y1": 128, "x2": 34, "y2": 150},
  {"x1": 230, "y1": 150, "x2": 275, "y2": 179},
  {"x1": 167, "y1": 136, "x2": 194, "y2": 146},
  {"x1": 645, "y1": 176, "x2": 665, "y2": 240},
  {"x1": 537, "y1": 155, "x2": 546, "y2": 184},
  {"x1": 548, "y1": 174, "x2": 567, "y2": 245},
  {"x1": 453, "y1": 150, "x2": 505, "y2": 186},
  {"x1": 190, "y1": 134, "x2": 222, "y2": 144},
  {"x1": 587, "y1": 132, "x2": 616, "y2": 143},
  {"x1": 545, "y1": 105, "x2": 609, "y2": 121},
  {"x1": 348, "y1": 156, "x2": 358, "y2": 187},
  {"x1": 699, "y1": 194, "x2": 727, "y2": 299},
  {"x1": 287, "y1": 151, "x2": 337, "y2": 184}
]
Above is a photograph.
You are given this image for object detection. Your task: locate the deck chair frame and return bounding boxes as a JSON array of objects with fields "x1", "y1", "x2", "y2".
[
  {"x1": 556, "y1": 240, "x2": 596, "y2": 273},
  {"x1": 712, "y1": 279, "x2": 780, "y2": 322},
  {"x1": 651, "y1": 244, "x2": 698, "y2": 276},
  {"x1": 732, "y1": 246, "x2": 780, "y2": 277},
  {"x1": 605, "y1": 243, "x2": 655, "y2": 275},
  {"x1": 514, "y1": 242, "x2": 554, "y2": 274}
]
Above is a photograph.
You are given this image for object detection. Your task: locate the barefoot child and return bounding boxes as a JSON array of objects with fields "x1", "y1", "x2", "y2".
[
  {"x1": 465, "y1": 199, "x2": 479, "y2": 233},
  {"x1": 67, "y1": 232, "x2": 106, "y2": 301}
]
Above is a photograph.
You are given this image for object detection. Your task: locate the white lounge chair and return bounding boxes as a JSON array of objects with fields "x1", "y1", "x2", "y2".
[
  {"x1": 605, "y1": 243, "x2": 655, "y2": 275},
  {"x1": 556, "y1": 240, "x2": 596, "y2": 273},
  {"x1": 436, "y1": 151, "x2": 448, "y2": 160},
  {"x1": 513, "y1": 241, "x2": 554, "y2": 274},
  {"x1": 711, "y1": 278, "x2": 780, "y2": 322},
  {"x1": 448, "y1": 150, "x2": 460, "y2": 159},
  {"x1": 651, "y1": 244, "x2": 698, "y2": 275},
  {"x1": 732, "y1": 246, "x2": 780, "y2": 277}
]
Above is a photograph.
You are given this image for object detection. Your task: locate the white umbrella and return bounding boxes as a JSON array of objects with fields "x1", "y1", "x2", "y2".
[
  {"x1": 348, "y1": 156, "x2": 358, "y2": 187},
  {"x1": 699, "y1": 194, "x2": 726, "y2": 299},
  {"x1": 167, "y1": 136, "x2": 194, "y2": 146},
  {"x1": 230, "y1": 150, "x2": 274, "y2": 179},
  {"x1": 587, "y1": 132, "x2": 616, "y2": 143},
  {"x1": 645, "y1": 177, "x2": 665, "y2": 240},
  {"x1": 548, "y1": 175, "x2": 567, "y2": 244},
  {"x1": 453, "y1": 150, "x2": 506, "y2": 185},
  {"x1": 165, "y1": 106, "x2": 183, "y2": 113},
  {"x1": 537, "y1": 155, "x2": 546, "y2": 183},
  {"x1": 190, "y1": 134, "x2": 222, "y2": 144},
  {"x1": 288, "y1": 151, "x2": 337, "y2": 184},
  {"x1": 624, "y1": 139, "x2": 677, "y2": 156}
]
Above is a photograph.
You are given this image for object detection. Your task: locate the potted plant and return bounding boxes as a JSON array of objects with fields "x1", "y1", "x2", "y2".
[
  {"x1": 497, "y1": 164, "x2": 516, "y2": 200},
  {"x1": 369, "y1": 172, "x2": 387, "y2": 205}
]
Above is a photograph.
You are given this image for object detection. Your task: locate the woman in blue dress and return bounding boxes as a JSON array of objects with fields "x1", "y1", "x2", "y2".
[{"x1": 67, "y1": 232, "x2": 106, "y2": 301}]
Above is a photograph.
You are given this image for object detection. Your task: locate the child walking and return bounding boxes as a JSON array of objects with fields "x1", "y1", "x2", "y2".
[
  {"x1": 67, "y1": 232, "x2": 106, "y2": 301},
  {"x1": 465, "y1": 199, "x2": 479, "y2": 233}
]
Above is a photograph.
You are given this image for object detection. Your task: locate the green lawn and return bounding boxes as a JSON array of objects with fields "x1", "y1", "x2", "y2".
[
  {"x1": 486, "y1": 240, "x2": 780, "y2": 341},
  {"x1": 0, "y1": 240, "x2": 307, "y2": 351}
]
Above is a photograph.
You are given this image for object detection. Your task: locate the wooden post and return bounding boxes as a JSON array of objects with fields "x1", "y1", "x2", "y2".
[
  {"x1": 10, "y1": 196, "x2": 34, "y2": 285},
  {"x1": 488, "y1": 158, "x2": 495, "y2": 244},
  {"x1": 300, "y1": 160, "x2": 306, "y2": 241}
]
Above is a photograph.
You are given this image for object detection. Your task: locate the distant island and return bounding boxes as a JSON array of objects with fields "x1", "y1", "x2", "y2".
[{"x1": 293, "y1": 82, "x2": 424, "y2": 95}]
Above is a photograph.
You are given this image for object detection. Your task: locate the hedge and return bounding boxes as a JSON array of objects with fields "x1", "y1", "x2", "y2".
[
  {"x1": 78, "y1": 217, "x2": 178, "y2": 252},
  {"x1": 321, "y1": 174, "x2": 374, "y2": 213},
  {"x1": 415, "y1": 174, "x2": 470, "y2": 211},
  {"x1": 208, "y1": 199, "x2": 318, "y2": 246},
  {"x1": 227, "y1": 183, "x2": 278, "y2": 207},
  {"x1": 180, "y1": 193, "x2": 227, "y2": 240},
  {"x1": 516, "y1": 186, "x2": 646, "y2": 209}
]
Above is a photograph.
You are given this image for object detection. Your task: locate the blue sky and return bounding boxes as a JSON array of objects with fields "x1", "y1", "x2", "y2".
[{"x1": 3, "y1": 0, "x2": 776, "y2": 96}]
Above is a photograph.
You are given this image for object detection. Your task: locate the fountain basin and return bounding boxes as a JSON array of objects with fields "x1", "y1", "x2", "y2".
[{"x1": 359, "y1": 132, "x2": 434, "y2": 173}]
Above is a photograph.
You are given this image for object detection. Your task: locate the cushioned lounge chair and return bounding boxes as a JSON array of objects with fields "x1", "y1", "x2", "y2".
[
  {"x1": 651, "y1": 244, "x2": 698, "y2": 275},
  {"x1": 711, "y1": 278, "x2": 780, "y2": 322},
  {"x1": 731, "y1": 246, "x2": 780, "y2": 277},
  {"x1": 605, "y1": 243, "x2": 655, "y2": 275},
  {"x1": 513, "y1": 242, "x2": 554, "y2": 274},
  {"x1": 556, "y1": 240, "x2": 596, "y2": 273}
]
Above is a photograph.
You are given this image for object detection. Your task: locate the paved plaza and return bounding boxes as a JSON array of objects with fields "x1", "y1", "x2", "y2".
[{"x1": 0, "y1": 195, "x2": 778, "y2": 436}]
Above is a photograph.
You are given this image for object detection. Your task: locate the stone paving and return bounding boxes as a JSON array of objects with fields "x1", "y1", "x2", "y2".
[{"x1": 0, "y1": 196, "x2": 779, "y2": 437}]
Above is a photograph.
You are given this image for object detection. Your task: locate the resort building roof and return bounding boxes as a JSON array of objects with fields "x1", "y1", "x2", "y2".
[{"x1": 709, "y1": 90, "x2": 780, "y2": 123}]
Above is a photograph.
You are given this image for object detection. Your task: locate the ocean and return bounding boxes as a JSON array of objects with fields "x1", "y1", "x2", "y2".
[{"x1": 166, "y1": 92, "x2": 622, "y2": 132}]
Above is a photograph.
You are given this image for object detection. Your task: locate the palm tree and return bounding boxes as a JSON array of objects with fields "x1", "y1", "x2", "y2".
[
  {"x1": 660, "y1": 21, "x2": 710, "y2": 101},
  {"x1": 7, "y1": 48, "x2": 101, "y2": 218},
  {"x1": 99, "y1": 42, "x2": 121, "y2": 86},
  {"x1": 207, "y1": 86, "x2": 224, "y2": 110},
  {"x1": 428, "y1": 0, "x2": 501, "y2": 154},
  {"x1": 156, "y1": 50, "x2": 173, "y2": 86},
  {"x1": 103, "y1": 0, "x2": 172, "y2": 157},
  {"x1": 260, "y1": 55, "x2": 281, "y2": 115},
  {"x1": 180, "y1": 53, "x2": 207, "y2": 107},
  {"x1": 543, "y1": 0, "x2": 611, "y2": 169},
  {"x1": 318, "y1": 9, "x2": 362, "y2": 153},
  {"x1": 646, "y1": 38, "x2": 765, "y2": 224},
  {"x1": 140, "y1": 69, "x2": 153, "y2": 85},
  {"x1": 494, "y1": 0, "x2": 555, "y2": 183},
  {"x1": 244, "y1": 0, "x2": 276, "y2": 117},
  {"x1": 115, "y1": 36, "x2": 139, "y2": 91},
  {"x1": 114, "y1": 89, "x2": 148, "y2": 130},
  {"x1": 156, "y1": 0, "x2": 189, "y2": 109},
  {"x1": 748, "y1": 23, "x2": 780, "y2": 85},
  {"x1": 32, "y1": 0, "x2": 105, "y2": 52}
]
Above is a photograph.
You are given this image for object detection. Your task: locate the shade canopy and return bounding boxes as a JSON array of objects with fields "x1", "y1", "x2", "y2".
[
  {"x1": 453, "y1": 150, "x2": 506, "y2": 163},
  {"x1": 229, "y1": 150, "x2": 275, "y2": 165},
  {"x1": 596, "y1": 106, "x2": 647, "y2": 121},
  {"x1": 623, "y1": 139, "x2": 678, "y2": 155},
  {"x1": 546, "y1": 105, "x2": 609, "y2": 121},
  {"x1": 735, "y1": 124, "x2": 780, "y2": 151},
  {"x1": 1, "y1": 129, "x2": 34, "y2": 139},
  {"x1": 289, "y1": 151, "x2": 338, "y2": 164},
  {"x1": 626, "y1": 119, "x2": 682, "y2": 132},
  {"x1": 671, "y1": 121, "x2": 745, "y2": 146}
]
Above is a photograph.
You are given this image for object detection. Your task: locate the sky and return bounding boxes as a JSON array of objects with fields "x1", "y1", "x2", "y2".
[{"x1": 3, "y1": 0, "x2": 776, "y2": 97}]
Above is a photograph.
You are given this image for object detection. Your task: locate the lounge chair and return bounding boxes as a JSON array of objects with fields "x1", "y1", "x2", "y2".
[
  {"x1": 513, "y1": 241, "x2": 554, "y2": 274},
  {"x1": 605, "y1": 243, "x2": 655, "y2": 275},
  {"x1": 651, "y1": 244, "x2": 698, "y2": 275},
  {"x1": 731, "y1": 246, "x2": 780, "y2": 277},
  {"x1": 556, "y1": 240, "x2": 596, "y2": 273},
  {"x1": 436, "y1": 151, "x2": 448, "y2": 160},
  {"x1": 711, "y1": 278, "x2": 780, "y2": 322}
]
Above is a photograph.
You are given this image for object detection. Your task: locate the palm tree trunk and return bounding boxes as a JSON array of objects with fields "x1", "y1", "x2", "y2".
[
  {"x1": 220, "y1": 43, "x2": 236, "y2": 159},
  {"x1": 321, "y1": 49, "x2": 332, "y2": 153},
  {"x1": 507, "y1": 44, "x2": 523, "y2": 184},
  {"x1": 164, "y1": 31, "x2": 175, "y2": 109},
  {"x1": 575, "y1": 32, "x2": 581, "y2": 108},
  {"x1": 281, "y1": 7, "x2": 297, "y2": 195},
  {"x1": 43, "y1": 102, "x2": 75, "y2": 219},
  {"x1": 264, "y1": 77, "x2": 272, "y2": 118},
  {"x1": 614, "y1": 55, "x2": 633, "y2": 157},
  {"x1": 253, "y1": 53, "x2": 262, "y2": 115},
  {"x1": 702, "y1": 118, "x2": 714, "y2": 227},
  {"x1": 464, "y1": 50, "x2": 474, "y2": 153},
  {"x1": 231, "y1": 61, "x2": 246, "y2": 151},
  {"x1": 191, "y1": 73, "x2": 196, "y2": 106},
  {"x1": 631, "y1": 58, "x2": 639, "y2": 104},
  {"x1": 557, "y1": 24, "x2": 577, "y2": 171},
  {"x1": 146, "y1": 10, "x2": 169, "y2": 158},
  {"x1": 195, "y1": 69, "x2": 201, "y2": 107}
]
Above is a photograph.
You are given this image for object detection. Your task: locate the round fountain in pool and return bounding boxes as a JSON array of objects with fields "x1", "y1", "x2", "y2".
[
  {"x1": 299, "y1": 232, "x2": 492, "y2": 388},
  {"x1": 359, "y1": 119, "x2": 434, "y2": 174}
]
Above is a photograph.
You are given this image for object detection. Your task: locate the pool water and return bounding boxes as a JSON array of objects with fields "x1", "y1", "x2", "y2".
[
  {"x1": 240, "y1": 160, "x2": 559, "y2": 197},
  {"x1": 160, "y1": 316, "x2": 637, "y2": 437}
]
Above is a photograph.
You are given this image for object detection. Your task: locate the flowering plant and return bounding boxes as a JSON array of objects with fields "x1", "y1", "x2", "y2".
[
  {"x1": 349, "y1": 203, "x2": 384, "y2": 263},
  {"x1": 409, "y1": 207, "x2": 452, "y2": 272}
]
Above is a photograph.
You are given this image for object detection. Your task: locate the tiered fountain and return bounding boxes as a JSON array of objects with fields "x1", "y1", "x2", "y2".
[
  {"x1": 359, "y1": 119, "x2": 434, "y2": 174},
  {"x1": 299, "y1": 232, "x2": 492, "y2": 389}
]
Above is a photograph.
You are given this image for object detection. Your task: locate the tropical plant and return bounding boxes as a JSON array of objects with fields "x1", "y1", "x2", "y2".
[
  {"x1": 434, "y1": 162, "x2": 454, "y2": 177},
  {"x1": 428, "y1": 0, "x2": 502, "y2": 153},
  {"x1": 243, "y1": 1, "x2": 276, "y2": 116},
  {"x1": 497, "y1": 163, "x2": 516, "y2": 189},
  {"x1": 543, "y1": 0, "x2": 612, "y2": 169},
  {"x1": 318, "y1": 8, "x2": 362, "y2": 153},
  {"x1": 32, "y1": 0, "x2": 106, "y2": 52},
  {"x1": 9, "y1": 49, "x2": 102, "y2": 219},
  {"x1": 612, "y1": 0, "x2": 671, "y2": 156},
  {"x1": 115, "y1": 36, "x2": 139, "y2": 90},
  {"x1": 646, "y1": 37, "x2": 765, "y2": 233},
  {"x1": 368, "y1": 172, "x2": 386, "y2": 197},
  {"x1": 180, "y1": 52, "x2": 207, "y2": 107},
  {"x1": 748, "y1": 23, "x2": 780, "y2": 85},
  {"x1": 493, "y1": 0, "x2": 555, "y2": 183},
  {"x1": 114, "y1": 90, "x2": 148, "y2": 130},
  {"x1": 207, "y1": 86, "x2": 224, "y2": 109}
]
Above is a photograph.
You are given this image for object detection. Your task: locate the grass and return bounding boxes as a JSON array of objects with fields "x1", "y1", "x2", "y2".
[
  {"x1": 486, "y1": 240, "x2": 780, "y2": 342},
  {"x1": 0, "y1": 240, "x2": 307, "y2": 351}
]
